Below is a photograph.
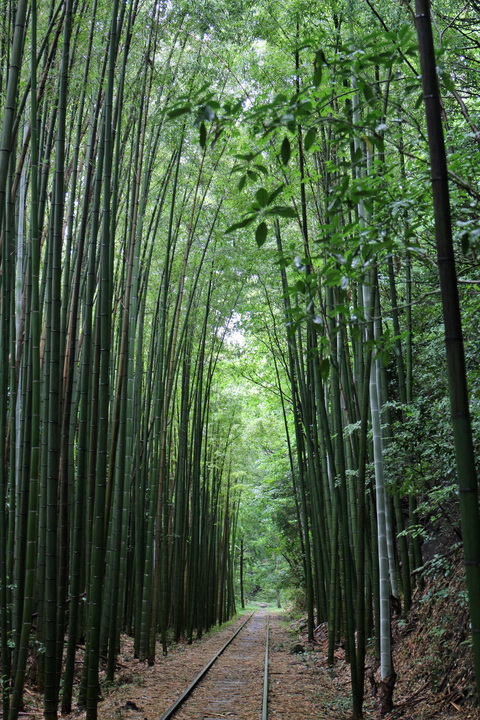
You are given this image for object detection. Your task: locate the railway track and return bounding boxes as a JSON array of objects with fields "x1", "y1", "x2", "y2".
[{"x1": 159, "y1": 610, "x2": 270, "y2": 720}]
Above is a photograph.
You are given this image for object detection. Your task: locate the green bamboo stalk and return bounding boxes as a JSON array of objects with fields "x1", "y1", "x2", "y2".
[
  {"x1": 150, "y1": 138, "x2": 211, "y2": 662},
  {"x1": 415, "y1": 0, "x2": 480, "y2": 698},
  {"x1": 7, "y1": 4, "x2": 40, "y2": 715},
  {"x1": 353, "y1": 280, "x2": 375, "y2": 718},
  {"x1": 141, "y1": 148, "x2": 184, "y2": 661},
  {"x1": 104, "y1": 0, "x2": 142, "y2": 541},
  {"x1": 3, "y1": 16, "x2": 24, "y2": 699},
  {"x1": 365, "y1": 277, "x2": 392, "y2": 682},
  {"x1": 186, "y1": 273, "x2": 214, "y2": 641},
  {"x1": 54, "y1": 1, "x2": 76, "y2": 698},
  {"x1": 60, "y1": 1, "x2": 103, "y2": 703},
  {"x1": 11, "y1": 156, "x2": 30, "y2": 686},
  {"x1": 0, "y1": 203, "x2": 11, "y2": 720},
  {"x1": 43, "y1": 0, "x2": 76, "y2": 703},
  {"x1": 0, "y1": 0, "x2": 28, "y2": 236},
  {"x1": 85, "y1": 2, "x2": 120, "y2": 716},
  {"x1": 275, "y1": 226, "x2": 315, "y2": 641}
]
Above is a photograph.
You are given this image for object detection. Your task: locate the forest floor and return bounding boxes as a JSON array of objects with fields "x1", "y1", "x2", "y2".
[{"x1": 17, "y1": 550, "x2": 479, "y2": 719}]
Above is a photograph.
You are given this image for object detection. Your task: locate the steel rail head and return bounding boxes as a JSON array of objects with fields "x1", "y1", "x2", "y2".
[{"x1": 262, "y1": 612, "x2": 270, "y2": 720}]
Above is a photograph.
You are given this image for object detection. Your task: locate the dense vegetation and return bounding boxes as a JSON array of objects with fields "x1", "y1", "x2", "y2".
[{"x1": 0, "y1": 1, "x2": 479, "y2": 718}]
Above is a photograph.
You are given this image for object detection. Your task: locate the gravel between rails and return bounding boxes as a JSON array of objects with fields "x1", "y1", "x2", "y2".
[{"x1": 172, "y1": 611, "x2": 266, "y2": 719}]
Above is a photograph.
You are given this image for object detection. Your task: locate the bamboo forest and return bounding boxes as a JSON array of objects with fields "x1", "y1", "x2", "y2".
[{"x1": 0, "y1": 0, "x2": 479, "y2": 718}]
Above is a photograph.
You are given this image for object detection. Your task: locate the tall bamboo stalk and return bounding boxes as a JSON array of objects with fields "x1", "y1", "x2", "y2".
[{"x1": 416, "y1": 0, "x2": 480, "y2": 698}]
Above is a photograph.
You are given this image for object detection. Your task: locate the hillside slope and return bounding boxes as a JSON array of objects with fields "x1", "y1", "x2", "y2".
[{"x1": 292, "y1": 545, "x2": 478, "y2": 718}]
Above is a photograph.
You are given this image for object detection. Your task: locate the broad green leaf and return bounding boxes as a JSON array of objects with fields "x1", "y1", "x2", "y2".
[
  {"x1": 362, "y1": 82, "x2": 375, "y2": 105},
  {"x1": 281, "y1": 136, "x2": 291, "y2": 165},
  {"x1": 199, "y1": 121, "x2": 206, "y2": 147},
  {"x1": 225, "y1": 216, "x2": 256, "y2": 233},
  {"x1": 195, "y1": 81, "x2": 211, "y2": 96},
  {"x1": 319, "y1": 358, "x2": 330, "y2": 380},
  {"x1": 304, "y1": 127, "x2": 316, "y2": 151},
  {"x1": 267, "y1": 185, "x2": 285, "y2": 205},
  {"x1": 370, "y1": 134, "x2": 385, "y2": 153},
  {"x1": 266, "y1": 205, "x2": 296, "y2": 219},
  {"x1": 405, "y1": 83, "x2": 420, "y2": 95},
  {"x1": 167, "y1": 104, "x2": 192, "y2": 118},
  {"x1": 234, "y1": 152, "x2": 256, "y2": 162},
  {"x1": 238, "y1": 175, "x2": 247, "y2": 191},
  {"x1": 256, "y1": 222, "x2": 268, "y2": 247},
  {"x1": 256, "y1": 188, "x2": 269, "y2": 207},
  {"x1": 352, "y1": 147, "x2": 363, "y2": 164},
  {"x1": 441, "y1": 70, "x2": 456, "y2": 94},
  {"x1": 313, "y1": 50, "x2": 324, "y2": 86},
  {"x1": 327, "y1": 198, "x2": 340, "y2": 214}
]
